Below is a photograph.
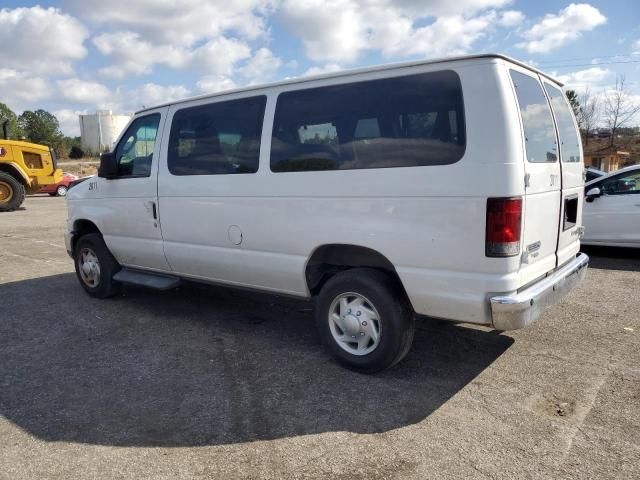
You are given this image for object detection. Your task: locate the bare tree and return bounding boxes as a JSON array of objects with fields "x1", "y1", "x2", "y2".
[
  {"x1": 578, "y1": 88, "x2": 599, "y2": 145},
  {"x1": 602, "y1": 74, "x2": 640, "y2": 147}
]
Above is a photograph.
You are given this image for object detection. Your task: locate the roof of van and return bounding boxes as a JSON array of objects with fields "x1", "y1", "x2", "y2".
[{"x1": 136, "y1": 53, "x2": 563, "y2": 114}]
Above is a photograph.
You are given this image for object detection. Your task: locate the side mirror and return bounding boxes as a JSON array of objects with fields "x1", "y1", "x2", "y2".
[
  {"x1": 585, "y1": 187, "x2": 601, "y2": 202},
  {"x1": 98, "y1": 152, "x2": 117, "y2": 179}
]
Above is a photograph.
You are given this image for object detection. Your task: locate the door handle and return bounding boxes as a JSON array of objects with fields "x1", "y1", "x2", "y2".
[{"x1": 145, "y1": 201, "x2": 157, "y2": 219}]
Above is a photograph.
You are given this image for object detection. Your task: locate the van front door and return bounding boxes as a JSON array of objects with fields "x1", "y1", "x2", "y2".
[
  {"x1": 509, "y1": 69, "x2": 562, "y2": 285},
  {"x1": 97, "y1": 109, "x2": 170, "y2": 272}
]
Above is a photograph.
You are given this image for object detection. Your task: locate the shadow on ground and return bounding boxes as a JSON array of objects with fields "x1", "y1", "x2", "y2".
[
  {"x1": 581, "y1": 246, "x2": 640, "y2": 272},
  {"x1": 0, "y1": 273, "x2": 512, "y2": 447}
]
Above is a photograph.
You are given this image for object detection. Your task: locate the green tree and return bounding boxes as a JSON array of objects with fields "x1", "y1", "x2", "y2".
[
  {"x1": 0, "y1": 102, "x2": 25, "y2": 139},
  {"x1": 565, "y1": 90, "x2": 581, "y2": 120},
  {"x1": 18, "y1": 109, "x2": 64, "y2": 146}
]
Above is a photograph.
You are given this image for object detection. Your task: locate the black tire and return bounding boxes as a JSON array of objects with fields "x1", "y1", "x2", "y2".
[
  {"x1": 56, "y1": 185, "x2": 68, "y2": 197},
  {"x1": 0, "y1": 172, "x2": 25, "y2": 212},
  {"x1": 73, "y1": 233, "x2": 122, "y2": 298},
  {"x1": 315, "y1": 268, "x2": 415, "y2": 373}
]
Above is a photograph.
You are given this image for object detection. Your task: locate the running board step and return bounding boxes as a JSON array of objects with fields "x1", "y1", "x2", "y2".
[{"x1": 113, "y1": 268, "x2": 181, "y2": 290}]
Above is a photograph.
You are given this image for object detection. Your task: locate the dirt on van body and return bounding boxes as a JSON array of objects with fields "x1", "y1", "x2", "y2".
[{"x1": 0, "y1": 196, "x2": 639, "y2": 480}]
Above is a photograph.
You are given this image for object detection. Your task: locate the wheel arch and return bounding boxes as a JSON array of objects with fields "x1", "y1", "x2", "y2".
[
  {"x1": 304, "y1": 243, "x2": 410, "y2": 303},
  {"x1": 0, "y1": 163, "x2": 30, "y2": 187},
  {"x1": 71, "y1": 219, "x2": 102, "y2": 251}
]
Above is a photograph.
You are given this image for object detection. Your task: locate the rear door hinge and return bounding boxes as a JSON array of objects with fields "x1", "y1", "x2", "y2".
[{"x1": 524, "y1": 173, "x2": 531, "y2": 188}]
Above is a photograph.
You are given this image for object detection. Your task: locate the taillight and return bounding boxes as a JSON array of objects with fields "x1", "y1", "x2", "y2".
[{"x1": 486, "y1": 197, "x2": 522, "y2": 257}]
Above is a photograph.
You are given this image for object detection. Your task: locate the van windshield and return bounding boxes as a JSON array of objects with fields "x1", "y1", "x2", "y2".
[{"x1": 544, "y1": 83, "x2": 581, "y2": 163}]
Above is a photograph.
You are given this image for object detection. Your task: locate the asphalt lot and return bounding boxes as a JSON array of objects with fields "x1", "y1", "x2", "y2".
[{"x1": 1, "y1": 196, "x2": 639, "y2": 479}]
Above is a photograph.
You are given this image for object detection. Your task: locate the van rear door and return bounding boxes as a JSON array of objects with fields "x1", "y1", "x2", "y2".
[
  {"x1": 509, "y1": 69, "x2": 562, "y2": 285},
  {"x1": 543, "y1": 82, "x2": 584, "y2": 266}
]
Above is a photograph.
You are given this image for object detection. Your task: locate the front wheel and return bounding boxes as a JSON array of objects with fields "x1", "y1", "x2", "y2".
[
  {"x1": 56, "y1": 185, "x2": 68, "y2": 197},
  {"x1": 74, "y1": 233, "x2": 122, "y2": 298},
  {"x1": 315, "y1": 268, "x2": 415, "y2": 373},
  {"x1": 0, "y1": 171, "x2": 25, "y2": 212}
]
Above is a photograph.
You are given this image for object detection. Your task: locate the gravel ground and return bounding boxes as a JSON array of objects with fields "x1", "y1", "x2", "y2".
[{"x1": 1, "y1": 196, "x2": 639, "y2": 479}]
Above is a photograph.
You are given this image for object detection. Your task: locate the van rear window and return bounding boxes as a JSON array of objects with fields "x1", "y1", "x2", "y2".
[
  {"x1": 510, "y1": 70, "x2": 558, "y2": 163},
  {"x1": 270, "y1": 70, "x2": 466, "y2": 172},
  {"x1": 544, "y1": 83, "x2": 581, "y2": 163}
]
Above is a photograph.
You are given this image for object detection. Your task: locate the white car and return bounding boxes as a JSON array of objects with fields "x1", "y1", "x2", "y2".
[
  {"x1": 65, "y1": 54, "x2": 588, "y2": 372},
  {"x1": 583, "y1": 164, "x2": 640, "y2": 247}
]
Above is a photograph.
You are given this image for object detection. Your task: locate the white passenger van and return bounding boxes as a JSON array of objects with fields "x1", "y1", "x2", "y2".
[{"x1": 66, "y1": 54, "x2": 589, "y2": 372}]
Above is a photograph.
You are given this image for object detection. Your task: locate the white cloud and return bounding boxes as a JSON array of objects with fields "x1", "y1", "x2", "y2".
[
  {"x1": 54, "y1": 76, "x2": 191, "y2": 114},
  {"x1": 280, "y1": 1, "x2": 368, "y2": 62},
  {"x1": 93, "y1": 32, "x2": 251, "y2": 79},
  {"x1": 57, "y1": 78, "x2": 112, "y2": 104},
  {"x1": 196, "y1": 76, "x2": 238, "y2": 93},
  {"x1": 279, "y1": 0, "x2": 519, "y2": 63},
  {"x1": 0, "y1": 6, "x2": 88, "y2": 75},
  {"x1": 358, "y1": 0, "x2": 513, "y2": 17},
  {"x1": 632, "y1": 39, "x2": 640, "y2": 54},
  {"x1": 0, "y1": 69, "x2": 51, "y2": 109},
  {"x1": 125, "y1": 84, "x2": 192, "y2": 110},
  {"x1": 304, "y1": 63, "x2": 343, "y2": 76},
  {"x1": 191, "y1": 38, "x2": 252, "y2": 76},
  {"x1": 93, "y1": 32, "x2": 188, "y2": 78},
  {"x1": 64, "y1": 0, "x2": 271, "y2": 46},
  {"x1": 242, "y1": 48, "x2": 283, "y2": 84},
  {"x1": 556, "y1": 67, "x2": 613, "y2": 92},
  {"x1": 53, "y1": 109, "x2": 88, "y2": 137},
  {"x1": 517, "y1": 3, "x2": 606, "y2": 54},
  {"x1": 382, "y1": 13, "x2": 496, "y2": 57},
  {"x1": 498, "y1": 10, "x2": 524, "y2": 27}
]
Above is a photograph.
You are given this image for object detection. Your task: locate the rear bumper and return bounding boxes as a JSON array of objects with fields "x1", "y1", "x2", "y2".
[{"x1": 490, "y1": 253, "x2": 589, "y2": 331}]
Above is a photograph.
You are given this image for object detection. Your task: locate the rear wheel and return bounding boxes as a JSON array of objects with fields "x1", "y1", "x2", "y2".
[
  {"x1": 56, "y1": 185, "x2": 68, "y2": 197},
  {"x1": 315, "y1": 268, "x2": 415, "y2": 373},
  {"x1": 0, "y1": 172, "x2": 25, "y2": 212},
  {"x1": 74, "y1": 233, "x2": 122, "y2": 298}
]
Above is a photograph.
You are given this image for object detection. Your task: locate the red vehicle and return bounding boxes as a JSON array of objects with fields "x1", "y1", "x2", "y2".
[{"x1": 37, "y1": 172, "x2": 78, "y2": 197}]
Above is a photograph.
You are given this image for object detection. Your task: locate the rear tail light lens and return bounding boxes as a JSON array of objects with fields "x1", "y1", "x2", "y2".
[{"x1": 486, "y1": 197, "x2": 522, "y2": 257}]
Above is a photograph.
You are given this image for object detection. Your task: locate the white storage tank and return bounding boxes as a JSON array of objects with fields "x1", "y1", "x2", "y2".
[{"x1": 79, "y1": 110, "x2": 132, "y2": 155}]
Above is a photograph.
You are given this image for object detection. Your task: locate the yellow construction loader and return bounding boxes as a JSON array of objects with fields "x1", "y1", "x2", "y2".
[{"x1": 0, "y1": 120, "x2": 62, "y2": 211}]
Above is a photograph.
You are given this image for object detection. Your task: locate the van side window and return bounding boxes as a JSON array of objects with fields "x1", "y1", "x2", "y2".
[
  {"x1": 544, "y1": 83, "x2": 581, "y2": 163},
  {"x1": 270, "y1": 70, "x2": 466, "y2": 172},
  {"x1": 510, "y1": 71, "x2": 558, "y2": 163},
  {"x1": 115, "y1": 114, "x2": 161, "y2": 178},
  {"x1": 168, "y1": 96, "x2": 266, "y2": 176}
]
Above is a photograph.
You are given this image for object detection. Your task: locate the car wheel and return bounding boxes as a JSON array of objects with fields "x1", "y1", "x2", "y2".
[
  {"x1": 0, "y1": 172, "x2": 25, "y2": 212},
  {"x1": 56, "y1": 185, "x2": 68, "y2": 197},
  {"x1": 74, "y1": 233, "x2": 122, "y2": 298},
  {"x1": 315, "y1": 268, "x2": 415, "y2": 373}
]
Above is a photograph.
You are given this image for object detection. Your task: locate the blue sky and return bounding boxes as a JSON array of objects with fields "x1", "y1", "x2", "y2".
[{"x1": 1, "y1": 0, "x2": 639, "y2": 135}]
